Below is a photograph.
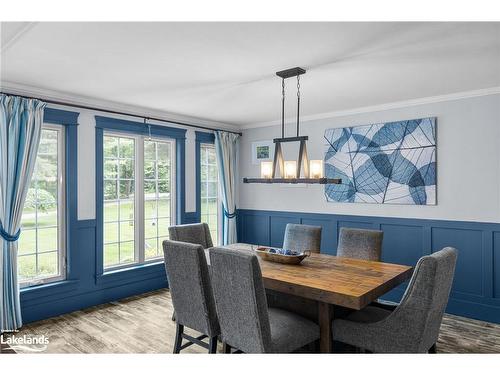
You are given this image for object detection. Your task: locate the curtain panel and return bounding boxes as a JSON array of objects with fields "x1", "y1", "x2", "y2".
[
  {"x1": 0, "y1": 94, "x2": 45, "y2": 332},
  {"x1": 214, "y1": 131, "x2": 239, "y2": 245}
]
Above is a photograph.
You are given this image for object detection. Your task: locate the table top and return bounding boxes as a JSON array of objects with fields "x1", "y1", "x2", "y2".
[{"x1": 220, "y1": 243, "x2": 413, "y2": 310}]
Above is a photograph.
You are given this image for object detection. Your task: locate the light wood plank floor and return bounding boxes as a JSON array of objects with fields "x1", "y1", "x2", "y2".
[{"x1": 5, "y1": 289, "x2": 500, "y2": 354}]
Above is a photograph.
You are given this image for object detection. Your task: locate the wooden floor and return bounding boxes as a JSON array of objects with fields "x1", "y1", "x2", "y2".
[{"x1": 5, "y1": 289, "x2": 500, "y2": 354}]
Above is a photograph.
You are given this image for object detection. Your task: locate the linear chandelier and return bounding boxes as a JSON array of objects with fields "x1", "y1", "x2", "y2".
[{"x1": 243, "y1": 67, "x2": 342, "y2": 185}]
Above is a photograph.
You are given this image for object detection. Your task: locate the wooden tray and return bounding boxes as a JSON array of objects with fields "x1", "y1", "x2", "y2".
[{"x1": 255, "y1": 247, "x2": 311, "y2": 265}]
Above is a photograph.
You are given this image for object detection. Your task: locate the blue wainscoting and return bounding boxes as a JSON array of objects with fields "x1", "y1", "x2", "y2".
[
  {"x1": 238, "y1": 209, "x2": 500, "y2": 323},
  {"x1": 20, "y1": 219, "x2": 168, "y2": 324}
]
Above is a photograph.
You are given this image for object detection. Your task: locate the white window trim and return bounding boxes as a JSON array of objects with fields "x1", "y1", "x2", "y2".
[
  {"x1": 103, "y1": 132, "x2": 176, "y2": 272},
  {"x1": 20, "y1": 123, "x2": 67, "y2": 288}
]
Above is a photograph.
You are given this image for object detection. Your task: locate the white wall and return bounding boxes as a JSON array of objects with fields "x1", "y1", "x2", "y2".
[
  {"x1": 239, "y1": 94, "x2": 500, "y2": 223},
  {"x1": 46, "y1": 105, "x2": 202, "y2": 220}
]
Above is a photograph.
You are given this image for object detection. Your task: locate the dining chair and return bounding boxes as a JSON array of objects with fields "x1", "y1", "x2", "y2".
[
  {"x1": 209, "y1": 247, "x2": 320, "y2": 353},
  {"x1": 332, "y1": 247, "x2": 458, "y2": 353},
  {"x1": 336, "y1": 228, "x2": 383, "y2": 261},
  {"x1": 168, "y1": 223, "x2": 214, "y2": 249},
  {"x1": 283, "y1": 223, "x2": 322, "y2": 253},
  {"x1": 168, "y1": 223, "x2": 214, "y2": 321},
  {"x1": 163, "y1": 240, "x2": 220, "y2": 353}
]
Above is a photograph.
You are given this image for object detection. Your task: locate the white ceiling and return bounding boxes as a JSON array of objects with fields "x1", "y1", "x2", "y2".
[{"x1": 1, "y1": 22, "x2": 499, "y2": 127}]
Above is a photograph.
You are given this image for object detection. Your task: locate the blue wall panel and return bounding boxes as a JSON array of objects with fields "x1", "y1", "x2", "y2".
[
  {"x1": 270, "y1": 215, "x2": 300, "y2": 248},
  {"x1": 301, "y1": 218, "x2": 336, "y2": 255},
  {"x1": 493, "y1": 232, "x2": 500, "y2": 299},
  {"x1": 238, "y1": 208, "x2": 500, "y2": 323},
  {"x1": 431, "y1": 227, "x2": 483, "y2": 297}
]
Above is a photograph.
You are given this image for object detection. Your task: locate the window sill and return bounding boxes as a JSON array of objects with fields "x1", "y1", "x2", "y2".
[
  {"x1": 96, "y1": 261, "x2": 166, "y2": 288},
  {"x1": 20, "y1": 279, "x2": 80, "y2": 303}
]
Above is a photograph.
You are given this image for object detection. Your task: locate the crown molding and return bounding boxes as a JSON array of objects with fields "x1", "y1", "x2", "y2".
[
  {"x1": 0, "y1": 81, "x2": 239, "y2": 132},
  {"x1": 241, "y1": 86, "x2": 500, "y2": 130}
]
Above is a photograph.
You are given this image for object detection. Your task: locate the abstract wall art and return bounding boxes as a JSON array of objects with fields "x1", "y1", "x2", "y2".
[{"x1": 324, "y1": 117, "x2": 436, "y2": 205}]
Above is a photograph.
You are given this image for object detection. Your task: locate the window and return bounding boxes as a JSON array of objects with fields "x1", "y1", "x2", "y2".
[
  {"x1": 18, "y1": 125, "x2": 66, "y2": 286},
  {"x1": 200, "y1": 143, "x2": 220, "y2": 244},
  {"x1": 103, "y1": 133, "x2": 175, "y2": 270}
]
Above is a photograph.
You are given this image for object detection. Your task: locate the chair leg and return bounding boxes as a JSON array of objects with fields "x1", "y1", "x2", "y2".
[
  {"x1": 173, "y1": 323, "x2": 184, "y2": 353},
  {"x1": 208, "y1": 336, "x2": 218, "y2": 354},
  {"x1": 223, "y1": 343, "x2": 232, "y2": 354},
  {"x1": 429, "y1": 343, "x2": 437, "y2": 353}
]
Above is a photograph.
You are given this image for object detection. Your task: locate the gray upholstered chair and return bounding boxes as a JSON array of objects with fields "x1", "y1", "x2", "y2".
[
  {"x1": 336, "y1": 228, "x2": 383, "y2": 261},
  {"x1": 209, "y1": 247, "x2": 320, "y2": 353},
  {"x1": 283, "y1": 223, "x2": 322, "y2": 253},
  {"x1": 332, "y1": 247, "x2": 458, "y2": 353},
  {"x1": 168, "y1": 223, "x2": 214, "y2": 249},
  {"x1": 163, "y1": 240, "x2": 220, "y2": 353}
]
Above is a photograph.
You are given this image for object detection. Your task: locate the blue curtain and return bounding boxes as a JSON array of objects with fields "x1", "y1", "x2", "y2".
[
  {"x1": 0, "y1": 94, "x2": 45, "y2": 332},
  {"x1": 214, "y1": 131, "x2": 239, "y2": 245}
]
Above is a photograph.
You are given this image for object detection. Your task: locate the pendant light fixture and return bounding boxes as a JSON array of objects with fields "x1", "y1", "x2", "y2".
[{"x1": 243, "y1": 67, "x2": 342, "y2": 185}]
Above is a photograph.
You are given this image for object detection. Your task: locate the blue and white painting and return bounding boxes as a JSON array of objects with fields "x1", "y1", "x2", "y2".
[{"x1": 324, "y1": 118, "x2": 436, "y2": 205}]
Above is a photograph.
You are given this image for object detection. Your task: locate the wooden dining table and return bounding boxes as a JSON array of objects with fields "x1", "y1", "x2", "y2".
[{"x1": 217, "y1": 243, "x2": 413, "y2": 353}]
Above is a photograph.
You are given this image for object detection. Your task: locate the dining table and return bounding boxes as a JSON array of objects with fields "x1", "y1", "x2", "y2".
[{"x1": 216, "y1": 243, "x2": 413, "y2": 353}]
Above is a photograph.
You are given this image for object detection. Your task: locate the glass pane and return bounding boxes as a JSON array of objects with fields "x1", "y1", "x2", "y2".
[
  {"x1": 37, "y1": 227, "x2": 58, "y2": 252},
  {"x1": 18, "y1": 255, "x2": 36, "y2": 281},
  {"x1": 21, "y1": 206, "x2": 36, "y2": 228},
  {"x1": 104, "y1": 180, "x2": 118, "y2": 200},
  {"x1": 104, "y1": 136, "x2": 118, "y2": 157},
  {"x1": 119, "y1": 159, "x2": 134, "y2": 179},
  {"x1": 207, "y1": 148, "x2": 216, "y2": 164},
  {"x1": 119, "y1": 241, "x2": 135, "y2": 263},
  {"x1": 144, "y1": 161, "x2": 156, "y2": 179},
  {"x1": 104, "y1": 159, "x2": 118, "y2": 179},
  {"x1": 157, "y1": 218, "x2": 170, "y2": 237},
  {"x1": 120, "y1": 200, "x2": 134, "y2": 221},
  {"x1": 208, "y1": 165, "x2": 218, "y2": 181},
  {"x1": 119, "y1": 180, "x2": 134, "y2": 199},
  {"x1": 158, "y1": 180, "x2": 169, "y2": 196},
  {"x1": 145, "y1": 238, "x2": 158, "y2": 259},
  {"x1": 157, "y1": 162, "x2": 169, "y2": 180},
  {"x1": 104, "y1": 201, "x2": 119, "y2": 222},
  {"x1": 104, "y1": 222, "x2": 119, "y2": 244},
  {"x1": 119, "y1": 138, "x2": 135, "y2": 159},
  {"x1": 144, "y1": 180, "x2": 156, "y2": 196},
  {"x1": 19, "y1": 229, "x2": 36, "y2": 255},
  {"x1": 120, "y1": 221, "x2": 134, "y2": 242},
  {"x1": 157, "y1": 142, "x2": 170, "y2": 162},
  {"x1": 208, "y1": 182, "x2": 218, "y2": 197},
  {"x1": 37, "y1": 209, "x2": 57, "y2": 227},
  {"x1": 157, "y1": 199, "x2": 170, "y2": 217},
  {"x1": 144, "y1": 141, "x2": 156, "y2": 160},
  {"x1": 38, "y1": 130, "x2": 58, "y2": 154},
  {"x1": 145, "y1": 199, "x2": 157, "y2": 219},
  {"x1": 145, "y1": 219, "x2": 158, "y2": 239},
  {"x1": 38, "y1": 251, "x2": 58, "y2": 277},
  {"x1": 104, "y1": 243, "x2": 119, "y2": 267}
]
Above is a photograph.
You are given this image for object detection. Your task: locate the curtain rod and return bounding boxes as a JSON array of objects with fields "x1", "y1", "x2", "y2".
[{"x1": 0, "y1": 91, "x2": 243, "y2": 136}]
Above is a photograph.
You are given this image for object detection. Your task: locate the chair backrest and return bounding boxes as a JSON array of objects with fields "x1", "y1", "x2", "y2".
[
  {"x1": 283, "y1": 224, "x2": 322, "y2": 253},
  {"x1": 391, "y1": 247, "x2": 458, "y2": 352},
  {"x1": 337, "y1": 228, "x2": 383, "y2": 261},
  {"x1": 162, "y1": 240, "x2": 219, "y2": 337},
  {"x1": 209, "y1": 247, "x2": 272, "y2": 353},
  {"x1": 168, "y1": 223, "x2": 214, "y2": 249}
]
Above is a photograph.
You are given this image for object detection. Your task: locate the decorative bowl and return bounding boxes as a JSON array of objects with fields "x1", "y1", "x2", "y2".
[{"x1": 255, "y1": 247, "x2": 311, "y2": 265}]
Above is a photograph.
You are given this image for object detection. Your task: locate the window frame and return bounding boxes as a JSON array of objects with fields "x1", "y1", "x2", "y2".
[
  {"x1": 102, "y1": 132, "x2": 177, "y2": 272},
  {"x1": 19, "y1": 123, "x2": 67, "y2": 288},
  {"x1": 95, "y1": 115, "x2": 186, "y2": 278},
  {"x1": 199, "y1": 142, "x2": 222, "y2": 245},
  {"x1": 195, "y1": 131, "x2": 222, "y2": 245}
]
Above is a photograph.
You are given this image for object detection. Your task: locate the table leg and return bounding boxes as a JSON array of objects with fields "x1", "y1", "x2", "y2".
[{"x1": 318, "y1": 301, "x2": 334, "y2": 353}]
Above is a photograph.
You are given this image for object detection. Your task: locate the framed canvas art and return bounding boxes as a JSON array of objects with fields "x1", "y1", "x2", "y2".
[{"x1": 324, "y1": 117, "x2": 436, "y2": 205}]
